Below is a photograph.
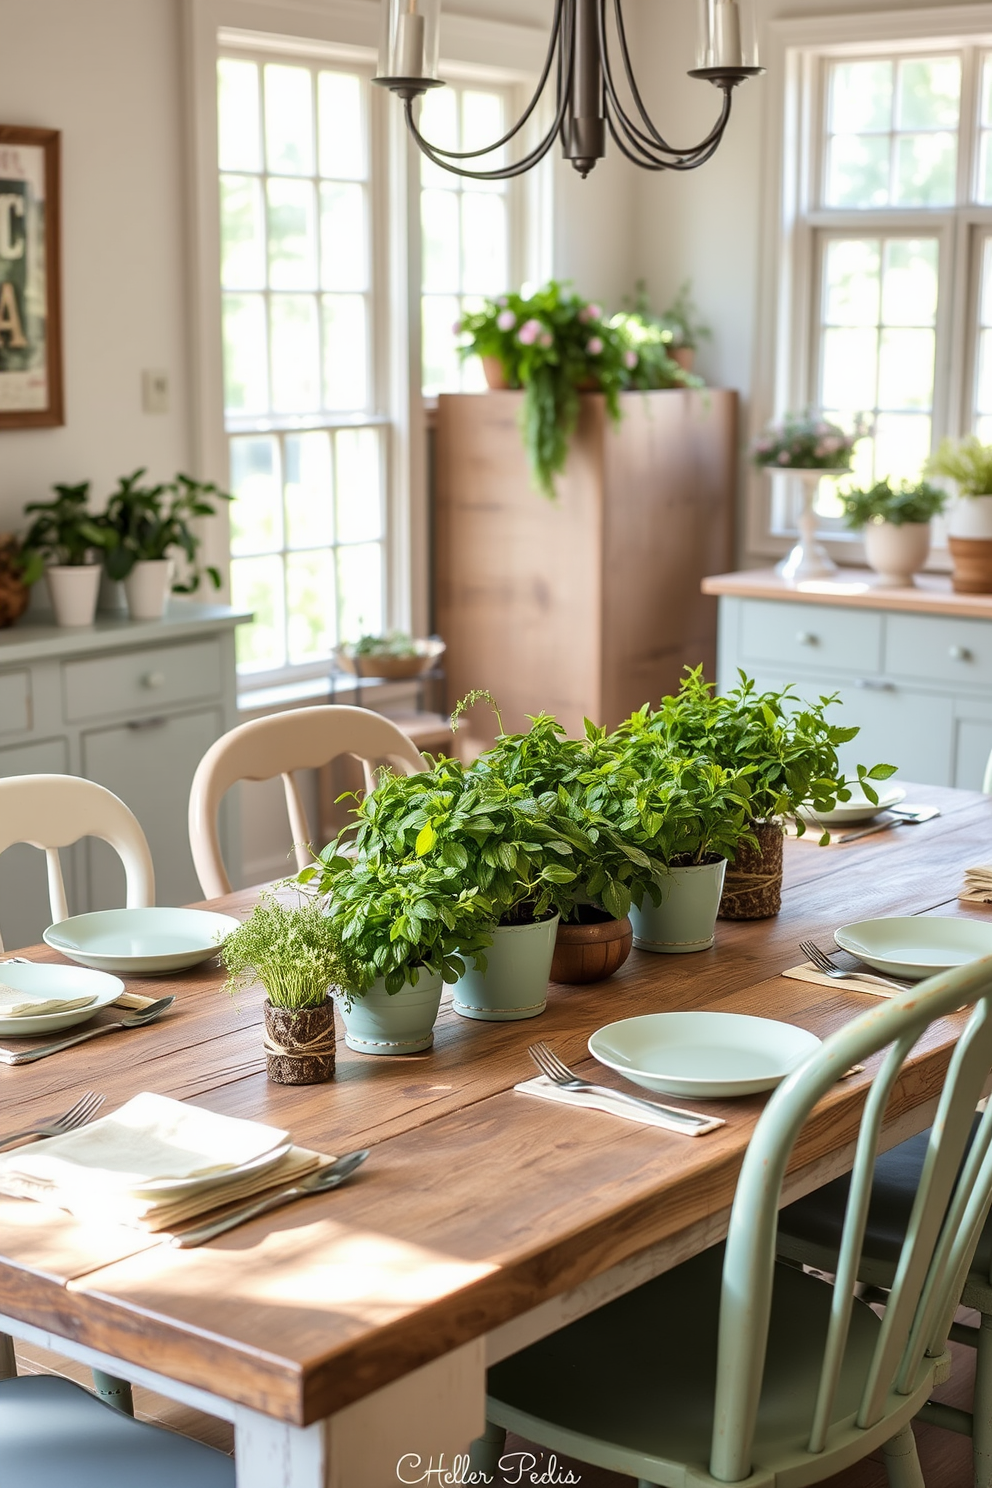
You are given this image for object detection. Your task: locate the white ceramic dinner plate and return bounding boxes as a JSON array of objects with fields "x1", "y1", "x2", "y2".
[
  {"x1": 588, "y1": 1011, "x2": 821, "y2": 1098},
  {"x1": 797, "y1": 783, "x2": 906, "y2": 827},
  {"x1": 44, "y1": 907, "x2": 240, "y2": 975},
  {"x1": 0, "y1": 964, "x2": 124, "y2": 1037},
  {"x1": 834, "y1": 916, "x2": 992, "y2": 980}
]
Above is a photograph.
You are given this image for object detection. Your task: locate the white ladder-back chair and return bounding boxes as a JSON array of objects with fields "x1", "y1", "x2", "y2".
[
  {"x1": 188, "y1": 705, "x2": 427, "y2": 899},
  {"x1": 0, "y1": 774, "x2": 155, "y2": 953},
  {"x1": 474, "y1": 956, "x2": 992, "y2": 1488}
]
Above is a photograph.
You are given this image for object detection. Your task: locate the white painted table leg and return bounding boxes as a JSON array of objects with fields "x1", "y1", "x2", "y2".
[{"x1": 234, "y1": 1412, "x2": 329, "y2": 1488}]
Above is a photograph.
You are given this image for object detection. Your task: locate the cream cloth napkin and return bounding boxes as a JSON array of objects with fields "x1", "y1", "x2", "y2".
[
  {"x1": 0, "y1": 1092, "x2": 315, "y2": 1229},
  {"x1": 514, "y1": 1076, "x2": 724, "y2": 1135},
  {"x1": 960, "y1": 865, "x2": 992, "y2": 904},
  {"x1": 0, "y1": 982, "x2": 96, "y2": 1017},
  {"x1": 782, "y1": 962, "x2": 893, "y2": 998}
]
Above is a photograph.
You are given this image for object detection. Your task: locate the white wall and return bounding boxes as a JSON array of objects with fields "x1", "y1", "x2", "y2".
[{"x1": 0, "y1": 0, "x2": 192, "y2": 529}]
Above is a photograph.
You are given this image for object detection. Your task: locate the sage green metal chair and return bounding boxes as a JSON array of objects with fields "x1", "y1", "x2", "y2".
[
  {"x1": 0, "y1": 1374, "x2": 234, "y2": 1486},
  {"x1": 473, "y1": 956, "x2": 992, "y2": 1487}
]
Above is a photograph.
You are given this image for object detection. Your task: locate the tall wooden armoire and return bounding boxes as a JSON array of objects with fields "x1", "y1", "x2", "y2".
[{"x1": 434, "y1": 388, "x2": 737, "y2": 744}]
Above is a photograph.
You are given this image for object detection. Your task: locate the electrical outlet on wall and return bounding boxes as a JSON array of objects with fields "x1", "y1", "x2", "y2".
[{"x1": 142, "y1": 369, "x2": 169, "y2": 414}]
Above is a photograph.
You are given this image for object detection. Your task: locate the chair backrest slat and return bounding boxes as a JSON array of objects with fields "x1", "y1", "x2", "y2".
[{"x1": 710, "y1": 956, "x2": 992, "y2": 1483}]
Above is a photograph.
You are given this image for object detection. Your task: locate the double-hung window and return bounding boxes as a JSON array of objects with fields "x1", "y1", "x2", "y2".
[
  {"x1": 757, "y1": 17, "x2": 992, "y2": 555},
  {"x1": 217, "y1": 51, "x2": 386, "y2": 680}
]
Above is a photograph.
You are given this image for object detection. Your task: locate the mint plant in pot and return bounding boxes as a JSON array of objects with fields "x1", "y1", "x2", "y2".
[
  {"x1": 839, "y1": 477, "x2": 945, "y2": 587},
  {"x1": 103, "y1": 469, "x2": 231, "y2": 620},
  {"x1": 300, "y1": 853, "x2": 493, "y2": 1053},
  {"x1": 221, "y1": 895, "x2": 352, "y2": 1083},
  {"x1": 20, "y1": 481, "x2": 117, "y2": 627}
]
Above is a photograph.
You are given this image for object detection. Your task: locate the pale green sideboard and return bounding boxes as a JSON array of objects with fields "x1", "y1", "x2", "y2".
[
  {"x1": 0, "y1": 603, "x2": 248, "y2": 950},
  {"x1": 703, "y1": 569, "x2": 992, "y2": 790}
]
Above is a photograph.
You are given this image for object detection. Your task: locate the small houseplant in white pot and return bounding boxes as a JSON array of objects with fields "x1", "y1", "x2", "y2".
[
  {"x1": 221, "y1": 894, "x2": 349, "y2": 1084},
  {"x1": 103, "y1": 468, "x2": 231, "y2": 620},
  {"x1": 752, "y1": 411, "x2": 870, "y2": 582},
  {"x1": 928, "y1": 437, "x2": 992, "y2": 593},
  {"x1": 839, "y1": 476, "x2": 946, "y2": 587},
  {"x1": 20, "y1": 482, "x2": 116, "y2": 627},
  {"x1": 301, "y1": 854, "x2": 493, "y2": 1054}
]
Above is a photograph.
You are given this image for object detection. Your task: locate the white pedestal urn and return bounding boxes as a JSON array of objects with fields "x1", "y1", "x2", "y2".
[
  {"x1": 775, "y1": 468, "x2": 847, "y2": 583},
  {"x1": 334, "y1": 971, "x2": 443, "y2": 1055},
  {"x1": 863, "y1": 520, "x2": 931, "y2": 588},
  {"x1": 947, "y1": 496, "x2": 992, "y2": 594},
  {"x1": 124, "y1": 559, "x2": 173, "y2": 621},
  {"x1": 45, "y1": 564, "x2": 102, "y2": 627}
]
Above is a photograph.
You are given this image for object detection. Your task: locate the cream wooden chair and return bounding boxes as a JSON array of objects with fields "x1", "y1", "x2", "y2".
[
  {"x1": 0, "y1": 774, "x2": 155, "y2": 953},
  {"x1": 188, "y1": 705, "x2": 427, "y2": 898}
]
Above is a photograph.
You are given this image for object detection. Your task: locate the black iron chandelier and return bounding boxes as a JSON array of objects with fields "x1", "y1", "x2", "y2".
[{"x1": 373, "y1": 0, "x2": 762, "y2": 179}]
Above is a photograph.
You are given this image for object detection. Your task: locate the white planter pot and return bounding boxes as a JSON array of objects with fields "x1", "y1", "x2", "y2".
[
  {"x1": 124, "y1": 559, "x2": 172, "y2": 621},
  {"x1": 334, "y1": 971, "x2": 443, "y2": 1055},
  {"x1": 45, "y1": 565, "x2": 101, "y2": 628},
  {"x1": 863, "y1": 521, "x2": 931, "y2": 588},
  {"x1": 628, "y1": 859, "x2": 728, "y2": 953},
  {"x1": 452, "y1": 915, "x2": 559, "y2": 1021},
  {"x1": 948, "y1": 495, "x2": 992, "y2": 538}
]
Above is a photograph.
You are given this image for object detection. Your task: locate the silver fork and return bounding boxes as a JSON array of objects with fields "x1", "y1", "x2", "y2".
[
  {"x1": 799, "y1": 939, "x2": 910, "y2": 993},
  {"x1": 0, "y1": 1091, "x2": 105, "y2": 1152},
  {"x1": 527, "y1": 1042, "x2": 719, "y2": 1132}
]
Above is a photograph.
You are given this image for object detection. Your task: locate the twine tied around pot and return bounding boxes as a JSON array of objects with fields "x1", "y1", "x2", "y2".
[
  {"x1": 719, "y1": 821, "x2": 784, "y2": 920},
  {"x1": 262, "y1": 1026, "x2": 338, "y2": 1060},
  {"x1": 263, "y1": 1000, "x2": 337, "y2": 1084}
]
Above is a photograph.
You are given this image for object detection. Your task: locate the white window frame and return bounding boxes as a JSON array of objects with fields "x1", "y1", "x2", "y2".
[
  {"x1": 183, "y1": 0, "x2": 550, "y2": 690},
  {"x1": 750, "y1": 4, "x2": 992, "y2": 569}
]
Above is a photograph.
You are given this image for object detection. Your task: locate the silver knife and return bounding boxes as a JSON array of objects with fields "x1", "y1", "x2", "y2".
[{"x1": 169, "y1": 1149, "x2": 369, "y2": 1248}]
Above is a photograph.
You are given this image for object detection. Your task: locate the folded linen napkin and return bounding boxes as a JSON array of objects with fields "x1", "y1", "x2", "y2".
[
  {"x1": 514, "y1": 1075, "x2": 725, "y2": 1135},
  {"x1": 960, "y1": 864, "x2": 992, "y2": 904},
  {"x1": 0, "y1": 1091, "x2": 298, "y2": 1228},
  {"x1": 0, "y1": 983, "x2": 97, "y2": 1018},
  {"x1": 782, "y1": 962, "x2": 892, "y2": 998}
]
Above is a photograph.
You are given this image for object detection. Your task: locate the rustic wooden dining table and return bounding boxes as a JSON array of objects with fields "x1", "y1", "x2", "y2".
[{"x1": 1, "y1": 780, "x2": 991, "y2": 1488}]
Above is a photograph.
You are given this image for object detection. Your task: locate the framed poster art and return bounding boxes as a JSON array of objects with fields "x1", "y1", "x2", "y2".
[{"x1": 0, "y1": 126, "x2": 62, "y2": 429}]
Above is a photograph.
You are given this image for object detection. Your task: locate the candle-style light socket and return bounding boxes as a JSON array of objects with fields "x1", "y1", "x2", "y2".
[
  {"x1": 694, "y1": 0, "x2": 758, "y2": 71},
  {"x1": 377, "y1": 0, "x2": 441, "y2": 84}
]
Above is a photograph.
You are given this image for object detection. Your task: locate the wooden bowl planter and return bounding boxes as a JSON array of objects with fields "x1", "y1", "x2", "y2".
[
  {"x1": 333, "y1": 637, "x2": 445, "y2": 681},
  {"x1": 551, "y1": 912, "x2": 633, "y2": 984},
  {"x1": 262, "y1": 999, "x2": 336, "y2": 1084},
  {"x1": 719, "y1": 822, "x2": 783, "y2": 920}
]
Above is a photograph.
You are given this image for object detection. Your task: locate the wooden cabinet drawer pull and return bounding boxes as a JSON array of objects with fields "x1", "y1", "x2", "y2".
[
  {"x1": 853, "y1": 678, "x2": 895, "y2": 691},
  {"x1": 795, "y1": 631, "x2": 818, "y2": 645},
  {"x1": 126, "y1": 716, "x2": 168, "y2": 731},
  {"x1": 948, "y1": 645, "x2": 973, "y2": 662}
]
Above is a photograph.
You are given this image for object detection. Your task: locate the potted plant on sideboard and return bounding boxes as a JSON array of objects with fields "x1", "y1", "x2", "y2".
[
  {"x1": 839, "y1": 476, "x2": 946, "y2": 587},
  {"x1": 752, "y1": 411, "x2": 870, "y2": 583},
  {"x1": 928, "y1": 437, "x2": 992, "y2": 593},
  {"x1": 20, "y1": 481, "x2": 117, "y2": 627},
  {"x1": 103, "y1": 468, "x2": 231, "y2": 620}
]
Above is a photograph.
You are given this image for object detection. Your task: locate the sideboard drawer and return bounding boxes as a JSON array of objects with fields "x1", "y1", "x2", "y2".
[
  {"x1": 738, "y1": 601, "x2": 883, "y2": 675},
  {"x1": 62, "y1": 639, "x2": 223, "y2": 722},
  {"x1": 886, "y1": 613, "x2": 992, "y2": 688},
  {"x1": 0, "y1": 670, "x2": 30, "y2": 735}
]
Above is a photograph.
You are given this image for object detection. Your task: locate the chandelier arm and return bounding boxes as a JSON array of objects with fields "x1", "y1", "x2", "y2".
[
  {"x1": 605, "y1": 100, "x2": 732, "y2": 171},
  {"x1": 404, "y1": 92, "x2": 565, "y2": 180},
  {"x1": 407, "y1": 0, "x2": 568, "y2": 161},
  {"x1": 606, "y1": 0, "x2": 733, "y2": 157},
  {"x1": 605, "y1": 77, "x2": 732, "y2": 164}
]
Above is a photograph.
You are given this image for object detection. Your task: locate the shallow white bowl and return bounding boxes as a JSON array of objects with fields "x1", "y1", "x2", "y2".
[
  {"x1": 834, "y1": 916, "x2": 992, "y2": 980},
  {"x1": 44, "y1": 907, "x2": 240, "y2": 975},
  {"x1": 797, "y1": 784, "x2": 906, "y2": 828},
  {"x1": 0, "y1": 963, "x2": 124, "y2": 1036},
  {"x1": 588, "y1": 1011, "x2": 821, "y2": 1098}
]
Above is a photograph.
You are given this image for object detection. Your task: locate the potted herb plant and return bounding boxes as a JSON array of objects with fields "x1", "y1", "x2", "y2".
[
  {"x1": 657, "y1": 280, "x2": 711, "y2": 373},
  {"x1": 221, "y1": 895, "x2": 352, "y2": 1084},
  {"x1": 334, "y1": 631, "x2": 445, "y2": 681},
  {"x1": 300, "y1": 854, "x2": 493, "y2": 1053},
  {"x1": 752, "y1": 411, "x2": 870, "y2": 582},
  {"x1": 103, "y1": 469, "x2": 231, "y2": 620},
  {"x1": 20, "y1": 481, "x2": 117, "y2": 627},
  {"x1": 928, "y1": 437, "x2": 992, "y2": 593},
  {"x1": 839, "y1": 477, "x2": 946, "y2": 587},
  {"x1": 649, "y1": 668, "x2": 896, "y2": 919}
]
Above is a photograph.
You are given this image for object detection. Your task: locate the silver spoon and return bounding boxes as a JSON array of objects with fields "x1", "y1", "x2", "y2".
[
  {"x1": 170, "y1": 1150, "x2": 370, "y2": 1247},
  {"x1": 0, "y1": 997, "x2": 176, "y2": 1065}
]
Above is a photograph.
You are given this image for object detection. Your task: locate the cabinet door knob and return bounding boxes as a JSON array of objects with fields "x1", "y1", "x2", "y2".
[
  {"x1": 142, "y1": 670, "x2": 166, "y2": 689},
  {"x1": 949, "y1": 645, "x2": 973, "y2": 662},
  {"x1": 853, "y1": 677, "x2": 896, "y2": 691},
  {"x1": 795, "y1": 631, "x2": 818, "y2": 646}
]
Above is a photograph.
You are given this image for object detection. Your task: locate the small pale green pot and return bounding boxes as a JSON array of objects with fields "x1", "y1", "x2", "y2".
[
  {"x1": 629, "y1": 860, "x2": 727, "y2": 953},
  {"x1": 335, "y1": 970, "x2": 443, "y2": 1055},
  {"x1": 453, "y1": 915, "x2": 559, "y2": 1021}
]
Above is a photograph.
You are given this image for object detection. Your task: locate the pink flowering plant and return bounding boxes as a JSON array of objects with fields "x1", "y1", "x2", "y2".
[{"x1": 751, "y1": 411, "x2": 871, "y2": 471}]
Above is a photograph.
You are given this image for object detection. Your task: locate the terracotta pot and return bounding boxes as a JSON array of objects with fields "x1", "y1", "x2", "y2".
[
  {"x1": 263, "y1": 999, "x2": 336, "y2": 1084},
  {"x1": 0, "y1": 535, "x2": 29, "y2": 629},
  {"x1": 481, "y1": 357, "x2": 509, "y2": 390},
  {"x1": 719, "y1": 821, "x2": 783, "y2": 920},
  {"x1": 551, "y1": 913, "x2": 632, "y2": 984},
  {"x1": 948, "y1": 536, "x2": 992, "y2": 595},
  {"x1": 671, "y1": 346, "x2": 695, "y2": 372}
]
